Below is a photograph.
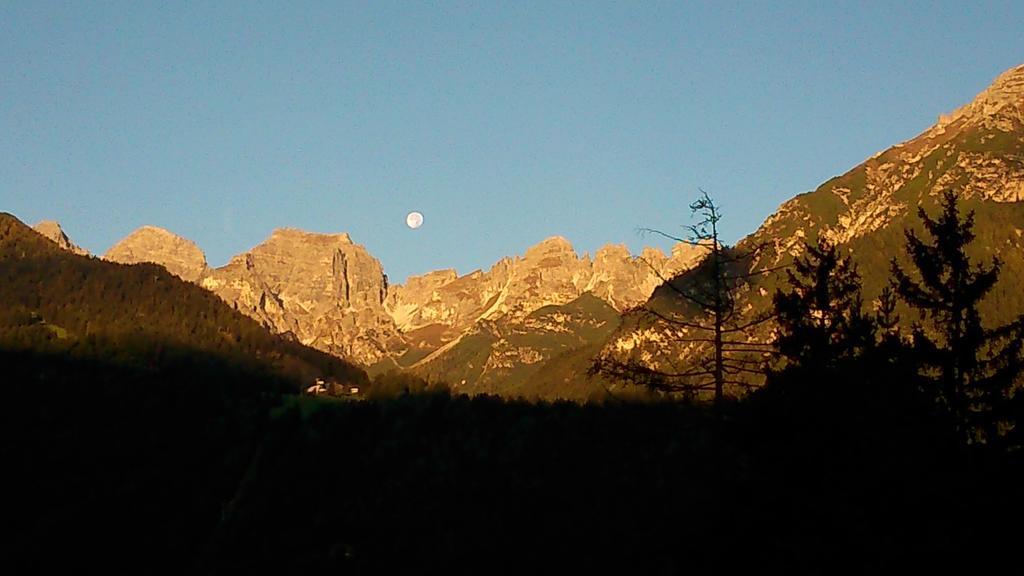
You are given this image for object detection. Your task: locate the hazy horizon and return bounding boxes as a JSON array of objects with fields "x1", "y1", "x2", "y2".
[{"x1": 3, "y1": 2, "x2": 1023, "y2": 283}]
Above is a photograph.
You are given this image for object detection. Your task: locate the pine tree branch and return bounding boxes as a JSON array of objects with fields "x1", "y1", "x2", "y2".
[{"x1": 638, "y1": 307, "x2": 714, "y2": 331}]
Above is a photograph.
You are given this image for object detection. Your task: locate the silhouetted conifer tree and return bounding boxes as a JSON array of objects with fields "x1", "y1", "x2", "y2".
[
  {"x1": 891, "y1": 191, "x2": 1024, "y2": 443},
  {"x1": 873, "y1": 286, "x2": 901, "y2": 345},
  {"x1": 772, "y1": 238, "x2": 874, "y2": 374},
  {"x1": 868, "y1": 284, "x2": 921, "y2": 378}
]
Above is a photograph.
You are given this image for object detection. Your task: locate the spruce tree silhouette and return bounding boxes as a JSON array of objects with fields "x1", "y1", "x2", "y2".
[
  {"x1": 891, "y1": 191, "x2": 1024, "y2": 443},
  {"x1": 873, "y1": 286, "x2": 901, "y2": 352},
  {"x1": 772, "y1": 237, "x2": 874, "y2": 375}
]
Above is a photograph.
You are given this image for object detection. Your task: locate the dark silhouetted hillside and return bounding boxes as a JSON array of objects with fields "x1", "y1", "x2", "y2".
[{"x1": 1, "y1": 212, "x2": 371, "y2": 572}]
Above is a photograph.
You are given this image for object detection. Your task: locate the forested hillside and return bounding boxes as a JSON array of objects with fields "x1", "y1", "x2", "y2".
[{"x1": 0, "y1": 212, "x2": 366, "y2": 388}]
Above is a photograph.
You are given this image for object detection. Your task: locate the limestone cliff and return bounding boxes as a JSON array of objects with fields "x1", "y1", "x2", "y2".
[
  {"x1": 199, "y1": 229, "x2": 403, "y2": 365},
  {"x1": 386, "y1": 236, "x2": 702, "y2": 340},
  {"x1": 33, "y1": 221, "x2": 88, "y2": 256},
  {"x1": 380, "y1": 236, "x2": 704, "y2": 389},
  {"x1": 104, "y1": 226, "x2": 209, "y2": 282},
  {"x1": 102, "y1": 220, "x2": 703, "y2": 371},
  {"x1": 585, "y1": 243, "x2": 704, "y2": 311}
]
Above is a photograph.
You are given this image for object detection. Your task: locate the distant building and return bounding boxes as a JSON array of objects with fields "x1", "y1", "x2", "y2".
[{"x1": 305, "y1": 378, "x2": 327, "y2": 395}]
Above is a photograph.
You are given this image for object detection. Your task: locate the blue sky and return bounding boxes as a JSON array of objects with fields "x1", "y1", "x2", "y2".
[{"x1": 2, "y1": 1, "x2": 1022, "y2": 283}]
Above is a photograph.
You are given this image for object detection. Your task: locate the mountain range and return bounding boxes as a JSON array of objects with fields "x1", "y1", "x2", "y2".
[
  {"x1": 29, "y1": 63, "x2": 1024, "y2": 400},
  {"x1": 38, "y1": 216, "x2": 704, "y2": 398}
]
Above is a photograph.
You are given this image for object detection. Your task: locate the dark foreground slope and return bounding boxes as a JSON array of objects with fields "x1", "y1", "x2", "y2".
[
  {"x1": 208, "y1": 380, "x2": 1023, "y2": 575},
  {"x1": 8, "y1": 357, "x2": 1021, "y2": 574},
  {"x1": 2, "y1": 349, "x2": 274, "y2": 572},
  {"x1": 0, "y1": 213, "x2": 366, "y2": 572}
]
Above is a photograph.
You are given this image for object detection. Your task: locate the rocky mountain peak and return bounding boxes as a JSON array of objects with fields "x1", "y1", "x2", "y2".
[
  {"x1": 745, "y1": 62, "x2": 1024, "y2": 255},
  {"x1": 987, "y1": 63, "x2": 1024, "y2": 97},
  {"x1": 403, "y1": 269, "x2": 460, "y2": 290},
  {"x1": 936, "y1": 63, "x2": 1024, "y2": 130},
  {"x1": 639, "y1": 246, "x2": 667, "y2": 262},
  {"x1": 32, "y1": 220, "x2": 88, "y2": 256},
  {"x1": 93, "y1": 219, "x2": 706, "y2": 369},
  {"x1": 594, "y1": 243, "x2": 631, "y2": 261},
  {"x1": 200, "y1": 228, "x2": 400, "y2": 364},
  {"x1": 270, "y1": 227, "x2": 353, "y2": 244},
  {"x1": 524, "y1": 236, "x2": 577, "y2": 259},
  {"x1": 104, "y1": 226, "x2": 208, "y2": 282},
  {"x1": 669, "y1": 242, "x2": 706, "y2": 267},
  {"x1": 384, "y1": 233, "x2": 705, "y2": 358}
]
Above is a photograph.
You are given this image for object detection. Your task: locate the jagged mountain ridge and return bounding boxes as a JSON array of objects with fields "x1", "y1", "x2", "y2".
[
  {"x1": 385, "y1": 236, "x2": 702, "y2": 359},
  {"x1": 37, "y1": 63, "x2": 1024, "y2": 398},
  {"x1": 74, "y1": 221, "x2": 703, "y2": 374},
  {"x1": 602, "y1": 63, "x2": 1024, "y2": 397}
]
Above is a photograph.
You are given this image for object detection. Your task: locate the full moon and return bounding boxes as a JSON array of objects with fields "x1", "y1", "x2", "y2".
[{"x1": 406, "y1": 211, "x2": 424, "y2": 229}]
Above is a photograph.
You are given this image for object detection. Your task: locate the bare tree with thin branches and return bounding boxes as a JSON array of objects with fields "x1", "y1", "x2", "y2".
[{"x1": 592, "y1": 190, "x2": 779, "y2": 405}]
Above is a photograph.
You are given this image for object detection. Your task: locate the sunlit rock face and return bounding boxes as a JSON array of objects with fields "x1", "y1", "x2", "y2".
[
  {"x1": 385, "y1": 236, "x2": 704, "y2": 350},
  {"x1": 33, "y1": 220, "x2": 88, "y2": 256},
  {"x1": 585, "y1": 243, "x2": 705, "y2": 311},
  {"x1": 104, "y1": 226, "x2": 208, "y2": 282},
  {"x1": 100, "y1": 206, "x2": 706, "y2": 370},
  {"x1": 387, "y1": 236, "x2": 705, "y2": 329},
  {"x1": 498, "y1": 236, "x2": 587, "y2": 318},
  {"x1": 384, "y1": 238, "x2": 588, "y2": 339},
  {"x1": 102, "y1": 225, "x2": 404, "y2": 365},
  {"x1": 933, "y1": 64, "x2": 1024, "y2": 136},
  {"x1": 387, "y1": 268, "x2": 482, "y2": 334},
  {"x1": 199, "y1": 228, "x2": 403, "y2": 365},
  {"x1": 95, "y1": 212, "x2": 701, "y2": 375},
  {"x1": 748, "y1": 64, "x2": 1024, "y2": 262},
  {"x1": 380, "y1": 236, "x2": 706, "y2": 392}
]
